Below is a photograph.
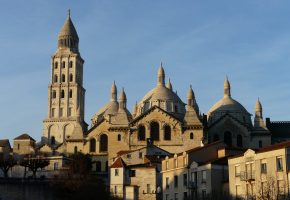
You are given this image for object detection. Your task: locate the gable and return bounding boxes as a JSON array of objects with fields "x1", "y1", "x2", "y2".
[{"x1": 208, "y1": 114, "x2": 250, "y2": 132}]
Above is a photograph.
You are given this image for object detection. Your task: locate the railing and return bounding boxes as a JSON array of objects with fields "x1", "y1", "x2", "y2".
[
  {"x1": 240, "y1": 171, "x2": 255, "y2": 181},
  {"x1": 188, "y1": 181, "x2": 197, "y2": 189}
]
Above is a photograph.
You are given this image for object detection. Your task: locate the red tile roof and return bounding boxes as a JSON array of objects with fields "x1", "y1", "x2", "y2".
[{"x1": 111, "y1": 157, "x2": 126, "y2": 168}]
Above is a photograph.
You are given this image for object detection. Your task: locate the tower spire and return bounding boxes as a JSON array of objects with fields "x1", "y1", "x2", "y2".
[
  {"x1": 166, "y1": 78, "x2": 172, "y2": 90},
  {"x1": 254, "y1": 98, "x2": 266, "y2": 128},
  {"x1": 157, "y1": 62, "x2": 165, "y2": 86},
  {"x1": 224, "y1": 76, "x2": 231, "y2": 98},
  {"x1": 111, "y1": 81, "x2": 117, "y2": 102},
  {"x1": 119, "y1": 87, "x2": 127, "y2": 109}
]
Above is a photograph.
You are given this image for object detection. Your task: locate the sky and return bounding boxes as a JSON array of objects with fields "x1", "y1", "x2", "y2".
[{"x1": 1, "y1": 1, "x2": 290, "y2": 142}]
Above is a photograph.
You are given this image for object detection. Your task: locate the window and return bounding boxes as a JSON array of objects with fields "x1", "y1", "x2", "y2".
[
  {"x1": 139, "y1": 152, "x2": 142, "y2": 159},
  {"x1": 54, "y1": 75, "x2": 58, "y2": 83},
  {"x1": 138, "y1": 125, "x2": 145, "y2": 141},
  {"x1": 51, "y1": 136, "x2": 55, "y2": 145},
  {"x1": 224, "y1": 131, "x2": 232, "y2": 146},
  {"x1": 17, "y1": 144, "x2": 20, "y2": 150},
  {"x1": 259, "y1": 140, "x2": 263, "y2": 148},
  {"x1": 52, "y1": 91, "x2": 56, "y2": 99},
  {"x1": 190, "y1": 132, "x2": 194, "y2": 140},
  {"x1": 129, "y1": 170, "x2": 136, "y2": 177},
  {"x1": 183, "y1": 174, "x2": 187, "y2": 186},
  {"x1": 202, "y1": 170, "x2": 206, "y2": 183},
  {"x1": 61, "y1": 90, "x2": 65, "y2": 98},
  {"x1": 174, "y1": 175, "x2": 178, "y2": 188},
  {"x1": 174, "y1": 105, "x2": 178, "y2": 112},
  {"x1": 150, "y1": 122, "x2": 160, "y2": 141},
  {"x1": 166, "y1": 161, "x2": 168, "y2": 170},
  {"x1": 117, "y1": 134, "x2": 121, "y2": 141},
  {"x1": 99, "y1": 134, "x2": 108, "y2": 152},
  {"x1": 164, "y1": 125, "x2": 171, "y2": 140},
  {"x1": 147, "y1": 184, "x2": 151, "y2": 193},
  {"x1": 115, "y1": 169, "x2": 119, "y2": 176},
  {"x1": 114, "y1": 186, "x2": 117, "y2": 194},
  {"x1": 277, "y1": 157, "x2": 283, "y2": 171},
  {"x1": 90, "y1": 138, "x2": 96, "y2": 152},
  {"x1": 174, "y1": 193, "x2": 178, "y2": 200},
  {"x1": 74, "y1": 146, "x2": 78, "y2": 154},
  {"x1": 62, "y1": 61, "x2": 65, "y2": 68},
  {"x1": 261, "y1": 162, "x2": 267, "y2": 173},
  {"x1": 54, "y1": 162, "x2": 58, "y2": 170},
  {"x1": 69, "y1": 90, "x2": 72, "y2": 98},
  {"x1": 69, "y1": 61, "x2": 73, "y2": 68},
  {"x1": 54, "y1": 62, "x2": 58, "y2": 69},
  {"x1": 51, "y1": 108, "x2": 55, "y2": 117},
  {"x1": 62, "y1": 74, "x2": 65, "y2": 82},
  {"x1": 165, "y1": 194, "x2": 169, "y2": 200},
  {"x1": 69, "y1": 74, "x2": 73, "y2": 82},
  {"x1": 174, "y1": 159, "x2": 178, "y2": 168},
  {"x1": 96, "y1": 161, "x2": 101, "y2": 172},
  {"x1": 202, "y1": 190, "x2": 206, "y2": 199},
  {"x1": 166, "y1": 177, "x2": 169, "y2": 189},
  {"x1": 235, "y1": 165, "x2": 241, "y2": 177},
  {"x1": 237, "y1": 134, "x2": 243, "y2": 147},
  {"x1": 183, "y1": 157, "x2": 187, "y2": 166},
  {"x1": 183, "y1": 192, "x2": 188, "y2": 200}
]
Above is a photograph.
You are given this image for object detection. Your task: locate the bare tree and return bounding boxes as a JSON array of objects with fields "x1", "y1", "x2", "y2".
[
  {"x1": 0, "y1": 154, "x2": 16, "y2": 178},
  {"x1": 20, "y1": 155, "x2": 49, "y2": 179}
]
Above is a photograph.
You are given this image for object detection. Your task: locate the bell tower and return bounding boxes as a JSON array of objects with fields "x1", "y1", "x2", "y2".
[{"x1": 42, "y1": 11, "x2": 87, "y2": 145}]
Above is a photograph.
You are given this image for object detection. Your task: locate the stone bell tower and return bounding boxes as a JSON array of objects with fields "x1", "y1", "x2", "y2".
[{"x1": 42, "y1": 11, "x2": 87, "y2": 146}]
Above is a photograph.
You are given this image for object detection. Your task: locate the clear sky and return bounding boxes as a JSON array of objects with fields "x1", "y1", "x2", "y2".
[{"x1": 1, "y1": 1, "x2": 290, "y2": 142}]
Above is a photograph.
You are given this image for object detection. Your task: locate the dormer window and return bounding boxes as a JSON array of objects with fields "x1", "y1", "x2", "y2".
[
  {"x1": 54, "y1": 62, "x2": 58, "y2": 69},
  {"x1": 62, "y1": 61, "x2": 65, "y2": 68}
]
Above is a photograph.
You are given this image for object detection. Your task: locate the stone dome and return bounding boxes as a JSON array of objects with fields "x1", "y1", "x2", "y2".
[
  {"x1": 136, "y1": 64, "x2": 186, "y2": 119},
  {"x1": 207, "y1": 78, "x2": 252, "y2": 126}
]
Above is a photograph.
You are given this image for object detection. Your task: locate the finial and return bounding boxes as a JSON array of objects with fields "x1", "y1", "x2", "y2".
[
  {"x1": 224, "y1": 76, "x2": 231, "y2": 98},
  {"x1": 166, "y1": 78, "x2": 173, "y2": 90},
  {"x1": 157, "y1": 63, "x2": 165, "y2": 86},
  {"x1": 68, "y1": 9, "x2": 71, "y2": 18}
]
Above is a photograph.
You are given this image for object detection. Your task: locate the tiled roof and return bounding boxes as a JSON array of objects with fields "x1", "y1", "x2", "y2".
[
  {"x1": 14, "y1": 134, "x2": 35, "y2": 141},
  {"x1": 256, "y1": 140, "x2": 290, "y2": 153},
  {"x1": 117, "y1": 150, "x2": 134, "y2": 156},
  {"x1": 111, "y1": 157, "x2": 126, "y2": 168}
]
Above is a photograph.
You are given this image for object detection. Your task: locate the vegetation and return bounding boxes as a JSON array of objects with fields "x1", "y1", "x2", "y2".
[
  {"x1": 20, "y1": 155, "x2": 49, "y2": 179},
  {"x1": 0, "y1": 154, "x2": 16, "y2": 178}
]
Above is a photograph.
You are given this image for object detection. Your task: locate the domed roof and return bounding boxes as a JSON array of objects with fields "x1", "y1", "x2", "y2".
[
  {"x1": 208, "y1": 78, "x2": 251, "y2": 123},
  {"x1": 141, "y1": 85, "x2": 183, "y2": 103}
]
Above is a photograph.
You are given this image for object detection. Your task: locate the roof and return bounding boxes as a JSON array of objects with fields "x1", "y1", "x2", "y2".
[
  {"x1": 117, "y1": 150, "x2": 134, "y2": 156},
  {"x1": 266, "y1": 118, "x2": 290, "y2": 141},
  {"x1": 200, "y1": 156, "x2": 230, "y2": 166},
  {"x1": 144, "y1": 155, "x2": 164, "y2": 164},
  {"x1": 111, "y1": 157, "x2": 126, "y2": 168},
  {"x1": 58, "y1": 15, "x2": 79, "y2": 40},
  {"x1": 14, "y1": 134, "x2": 35, "y2": 141},
  {"x1": 185, "y1": 140, "x2": 225, "y2": 155},
  {"x1": 257, "y1": 140, "x2": 290, "y2": 153},
  {"x1": 0, "y1": 139, "x2": 10, "y2": 147}
]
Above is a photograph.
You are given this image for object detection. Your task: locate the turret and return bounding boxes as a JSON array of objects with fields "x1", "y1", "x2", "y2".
[
  {"x1": 254, "y1": 98, "x2": 266, "y2": 128},
  {"x1": 166, "y1": 78, "x2": 173, "y2": 90},
  {"x1": 119, "y1": 88, "x2": 127, "y2": 110},
  {"x1": 111, "y1": 81, "x2": 117, "y2": 102},
  {"x1": 157, "y1": 63, "x2": 165, "y2": 86},
  {"x1": 224, "y1": 76, "x2": 231, "y2": 98}
]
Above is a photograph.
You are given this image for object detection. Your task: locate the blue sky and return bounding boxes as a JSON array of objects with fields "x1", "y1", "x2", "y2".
[{"x1": 1, "y1": 1, "x2": 290, "y2": 142}]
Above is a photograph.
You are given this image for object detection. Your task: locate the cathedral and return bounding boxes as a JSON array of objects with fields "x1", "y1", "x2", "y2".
[{"x1": 37, "y1": 13, "x2": 272, "y2": 172}]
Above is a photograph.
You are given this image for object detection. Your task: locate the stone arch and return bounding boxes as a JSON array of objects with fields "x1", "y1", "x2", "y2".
[
  {"x1": 150, "y1": 121, "x2": 160, "y2": 141},
  {"x1": 48, "y1": 125, "x2": 58, "y2": 144},
  {"x1": 190, "y1": 132, "x2": 194, "y2": 140},
  {"x1": 63, "y1": 123, "x2": 74, "y2": 141},
  {"x1": 164, "y1": 124, "x2": 171, "y2": 141},
  {"x1": 138, "y1": 125, "x2": 146, "y2": 141},
  {"x1": 99, "y1": 134, "x2": 108, "y2": 152}
]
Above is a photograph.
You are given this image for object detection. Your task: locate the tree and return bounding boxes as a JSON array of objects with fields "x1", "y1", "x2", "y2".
[
  {"x1": 0, "y1": 154, "x2": 16, "y2": 178},
  {"x1": 20, "y1": 155, "x2": 49, "y2": 179}
]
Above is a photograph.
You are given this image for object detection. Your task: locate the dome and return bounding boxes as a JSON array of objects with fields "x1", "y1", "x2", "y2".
[
  {"x1": 208, "y1": 78, "x2": 251, "y2": 126},
  {"x1": 136, "y1": 65, "x2": 186, "y2": 118}
]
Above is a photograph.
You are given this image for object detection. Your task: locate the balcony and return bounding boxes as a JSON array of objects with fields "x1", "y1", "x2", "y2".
[{"x1": 240, "y1": 171, "x2": 255, "y2": 181}]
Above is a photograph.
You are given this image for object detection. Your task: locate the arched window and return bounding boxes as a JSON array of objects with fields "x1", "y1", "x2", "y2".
[
  {"x1": 117, "y1": 134, "x2": 121, "y2": 141},
  {"x1": 150, "y1": 122, "x2": 160, "y2": 141},
  {"x1": 54, "y1": 75, "x2": 58, "y2": 83},
  {"x1": 100, "y1": 134, "x2": 108, "y2": 152},
  {"x1": 138, "y1": 125, "x2": 146, "y2": 141},
  {"x1": 69, "y1": 61, "x2": 73, "y2": 68},
  {"x1": 190, "y1": 132, "x2": 194, "y2": 140},
  {"x1": 52, "y1": 91, "x2": 56, "y2": 99},
  {"x1": 62, "y1": 61, "x2": 65, "y2": 68},
  {"x1": 74, "y1": 146, "x2": 78, "y2": 154},
  {"x1": 213, "y1": 134, "x2": 219, "y2": 142},
  {"x1": 61, "y1": 90, "x2": 65, "y2": 98},
  {"x1": 69, "y1": 74, "x2": 73, "y2": 82},
  {"x1": 224, "y1": 131, "x2": 232, "y2": 146},
  {"x1": 51, "y1": 136, "x2": 55, "y2": 145},
  {"x1": 62, "y1": 74, "x2": 65, "y2": 82},
  {"x1": 237, "y1": 135, "x2": 243, "y2": 147},
  {"x1": 54, "y1": 62, "x2": 58, "y2": 69},
  {"x1": 164, "y1": 125, "x2": 171, "y2": 140},
  {"x1": 259, "y1": 140, "x2": 263, "y2": 148},
  {"x1": 96, "y1": 161, "x2": 101, "y2": 172},
  {"x1": 69, "y1": 90, "x2": 72, "y2": 98},
  {"x1": 90, "y1": 138, "x2": 96, "y2": 152}
]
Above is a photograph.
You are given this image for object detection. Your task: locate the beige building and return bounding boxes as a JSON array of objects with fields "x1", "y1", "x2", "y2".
[
  {"x1": 110, "y1": 143, "x2": 171, "y2": 200},
  {"x1": 228, "y1": 141, "x2": 290, "y2": 199},
  {"x1": 0, "y1": 139, "x2": 11, "y2": 158},
  {"x1": 161, "y1": 141, "x2": 244, "y2": 200}
]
